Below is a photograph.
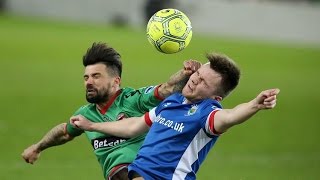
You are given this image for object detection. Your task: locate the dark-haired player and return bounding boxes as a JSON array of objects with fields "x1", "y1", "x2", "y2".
[{"x1": 22, "y1": 42, "x2": 201, "y2": 180}]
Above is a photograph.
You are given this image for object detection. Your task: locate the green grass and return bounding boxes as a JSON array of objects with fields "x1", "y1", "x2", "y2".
[{"x1": 1, "y1": 14, "x2": 320, "y2": 179}]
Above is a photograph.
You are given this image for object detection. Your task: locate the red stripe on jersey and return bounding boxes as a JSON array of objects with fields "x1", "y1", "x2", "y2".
[
  {"x1": 99, "y1": 89, "x2": 122, "y2": 114},
  {"x1": 208, "y1": 110, "x2": 222, "y2": 135},
  {"x1": 154, "y1": 85, "x2": 164, "y2": 100},
  {"x1": 107, "y1": 163, "x2": 130, "y2": 180},
  {"x1": 144, "y1": 112, "x2": 153, "y2": 127}
]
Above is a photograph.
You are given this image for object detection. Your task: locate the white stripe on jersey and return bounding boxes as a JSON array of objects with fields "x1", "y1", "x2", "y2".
[
  {"x1": 148, "y1": 107, "x2": 157, "y2": 123},
  {"x1": 205, "y1": 109, "x2": 221, "y2": 136},
  {"x1": 172, "y1": 129, "x2": 212, "y2": 180}
]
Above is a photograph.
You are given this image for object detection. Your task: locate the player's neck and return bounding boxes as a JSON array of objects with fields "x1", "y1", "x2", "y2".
[
  {"x1": 96, "y1": 103, "x2": 106, "y2": 111},
  {"x1": 96, "y1": 88, "x2": 122, "y2": 112}
]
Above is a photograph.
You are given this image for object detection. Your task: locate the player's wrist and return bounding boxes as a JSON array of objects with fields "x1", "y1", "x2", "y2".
[
  {"x1": 34, "y1": 143, "x2": 43, "y2": 152},
  {"x1": 181, "y1": 69, "x2": 192, "y2": 79},
  {"x1": 248, "y1": 100, "x2": 261, "y2": 111},
  {"x1": 89, "y1": 122, "x2": 98, "y2": 131}
]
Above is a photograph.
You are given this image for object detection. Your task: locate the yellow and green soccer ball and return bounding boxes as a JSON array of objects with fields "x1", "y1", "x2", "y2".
[{"x1": 146, "y1": 9, "x2": 192, "y2": 54}]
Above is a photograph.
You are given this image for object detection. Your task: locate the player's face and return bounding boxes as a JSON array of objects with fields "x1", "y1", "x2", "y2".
[
  {"x1": 84, "y1": 63, "x2": 119, "y2": 104},
  {"x1": 182, "y1": 64, "x2": 222, "y2": 103}
]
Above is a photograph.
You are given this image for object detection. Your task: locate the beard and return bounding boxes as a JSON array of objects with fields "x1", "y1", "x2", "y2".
[{"x1": 86, "y1": 87, "x2": 109, "y2": 104}]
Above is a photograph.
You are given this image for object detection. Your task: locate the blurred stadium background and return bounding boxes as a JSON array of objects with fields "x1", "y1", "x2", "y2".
[{"x1": 1, "y1": 0, "x2": 319, "y2": 179}]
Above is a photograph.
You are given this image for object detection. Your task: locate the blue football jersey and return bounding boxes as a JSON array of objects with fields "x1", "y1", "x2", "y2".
[{"x1": 128, "y1": 93, "x2": 222, "y2": 180}]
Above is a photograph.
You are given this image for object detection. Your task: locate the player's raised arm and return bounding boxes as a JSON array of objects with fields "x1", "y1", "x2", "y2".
[
  {"x1": 157, "y1": 60, "x2": 201, "y2": 99},
  {"x1": 213, "y1": 88, "x2": 280, "y2": 133},
  {"x1": 70, "y1": 115, "x2": 148, "y2": 138},
  {"x1": 21, "y1": 123, "x2": 74, "y2": 164}
]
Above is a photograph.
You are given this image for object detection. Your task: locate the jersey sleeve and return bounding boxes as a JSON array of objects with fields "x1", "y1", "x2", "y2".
[
  {"x1": 65, "y1": 107, "x2": 85, "y2": 137},
  {"x1": 144, "y1": 107, "x2": 157, "y2": 126},
  {"x1": 204, "y1": 109, "x2": 222, "y2": 136},
  {"x1": 124, "y1": 85, "x2": 163, "y2": 113}
]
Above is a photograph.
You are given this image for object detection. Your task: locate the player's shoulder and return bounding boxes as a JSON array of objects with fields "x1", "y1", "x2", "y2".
[
  {"x1": 121, "y1": 86, "x2": 157, "y2": 97},
  {"x1": 121, "y1": 87, "x2": 135, "y2": 94},
  {"x1": 74, "y1": 104, "x2": 95, "y2": 115},
  {"x1": 169, "y1": 93, "x2": 190, "y2": 103},
  {"x1": 155, "y1": 93, "x2": 183, "y2": 109},
  {"x1": 122, "y1": 86, "x2": 158, "y2": 93},
  {"x1": 201, "y1": 98, "x2": 223, "y2": 112},
  {"x1": 171, "y1": 93, "x2": 184, "y2": 100}
]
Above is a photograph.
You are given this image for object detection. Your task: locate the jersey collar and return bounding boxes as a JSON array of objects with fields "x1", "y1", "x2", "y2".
[{"x1": 98, "y1": 89, "x2": 122, "y2": 114}]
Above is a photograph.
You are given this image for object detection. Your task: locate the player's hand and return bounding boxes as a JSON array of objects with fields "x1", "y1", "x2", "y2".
[
  {"x1": 253, "y1": 88, "x2": 280, "y2": 110},
  {"x1": 70, "y1": 115, "x2": 94, "y2": 131},
  {"x1": 183, "y1": 60, "x2": 202, "y2": 76},
  {"x1": 22, "y1": 144, "x2": 41, "y2": 164}
]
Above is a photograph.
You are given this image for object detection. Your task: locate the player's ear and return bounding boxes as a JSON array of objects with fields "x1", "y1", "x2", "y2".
[
  {"x1": 113, "y1": 76, "x2": 121, "y2": 87},
  {"x1": 215, "y1": 96, "x2": 222, "y2": 101}
]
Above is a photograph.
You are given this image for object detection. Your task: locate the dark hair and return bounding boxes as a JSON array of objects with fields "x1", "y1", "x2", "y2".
[
  {"x1": 83, "y1": 42, "x2": 122, "y2": 77},
  {"x1": 206, "y1": 53, "x2": 240, "y2": 98}
]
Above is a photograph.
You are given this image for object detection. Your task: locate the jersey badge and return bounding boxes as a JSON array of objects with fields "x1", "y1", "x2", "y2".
[{"x1": 186, "y1": 104, "x2": 198, "y2": 116}]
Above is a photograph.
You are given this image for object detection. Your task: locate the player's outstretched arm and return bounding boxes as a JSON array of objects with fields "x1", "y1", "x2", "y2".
[
  {"x1": 214, "y1": 88, "x2": 280, "y2": 133},
  {"x1": 21, "y1": 123, "x2": 74, "y2": 164},
  {"x1": 70, "y1": 115, "x2": 148, "y2": 138},
  {"x1": 158, "y1": 60, "x2": 201, "y2": 98}
]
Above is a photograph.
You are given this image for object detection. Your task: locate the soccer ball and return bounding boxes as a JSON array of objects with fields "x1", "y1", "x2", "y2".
[{"x1": 146, "y1": 9, "x2": 192, "y2": 54}]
